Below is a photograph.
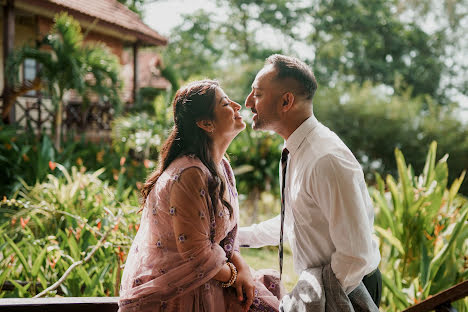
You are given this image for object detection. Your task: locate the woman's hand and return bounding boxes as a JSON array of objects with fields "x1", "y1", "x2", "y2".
[{"x1": 231, "y1": 252, "x2": 255, "y2": 312}]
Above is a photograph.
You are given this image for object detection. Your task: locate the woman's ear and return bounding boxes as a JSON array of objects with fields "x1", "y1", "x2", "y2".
[
  {"x1": 196, "y1": 120, "x2": 215, "y2": 133},
  {"x1": 281, "y1": 92, "x2": 295, "y2": 112}
]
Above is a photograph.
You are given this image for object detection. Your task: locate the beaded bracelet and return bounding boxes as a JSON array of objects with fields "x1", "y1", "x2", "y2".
[{"x1": 221, "y1": 262, "x2": 238, "y2": 288}]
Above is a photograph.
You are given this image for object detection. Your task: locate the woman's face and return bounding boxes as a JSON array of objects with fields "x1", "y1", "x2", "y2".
[{"x1": 212, "y1": 87, "x2": 245, "y2": 138}]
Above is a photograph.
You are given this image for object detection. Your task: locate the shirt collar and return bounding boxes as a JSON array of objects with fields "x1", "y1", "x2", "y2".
[{"x1": 284, "y1": 115, "x2": 319, "y2": 156}]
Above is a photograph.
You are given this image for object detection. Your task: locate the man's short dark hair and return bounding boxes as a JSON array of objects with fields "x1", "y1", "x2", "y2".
[{"x1": 265, "y1": 54, "x2": 318, "y2": 100}]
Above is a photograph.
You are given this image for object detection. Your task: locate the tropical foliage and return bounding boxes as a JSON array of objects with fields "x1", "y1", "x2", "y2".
[
  {"x1": 0, "y1": 164, "x2": 140, "y2": 297},
  {"x1": 372, "y1": 142, "x2": 468, "y2": 310},
  {"x1": 1, "y1": 141, "x2": 466, "y2": 311}
]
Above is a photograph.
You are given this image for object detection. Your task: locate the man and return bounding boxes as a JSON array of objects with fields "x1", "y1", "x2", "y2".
[{"x1": 238, "y1": 54, "x2": 382, "y2": 307}]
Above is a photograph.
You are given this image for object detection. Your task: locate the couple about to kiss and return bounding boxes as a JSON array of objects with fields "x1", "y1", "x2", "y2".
[{"x1": 118, "y1": 54, "x2": 382, "y2": 312}]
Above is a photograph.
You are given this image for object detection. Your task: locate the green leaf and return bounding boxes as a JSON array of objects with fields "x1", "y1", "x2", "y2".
[
  {"x1": 0, "y1": 267, "x2": 11, "y2": 287},
  {"x1": 8, "y1": 279, "x2": 31, "y2": 297},
  {"x1": 31, "y1": 246, "x2": 48, "y2": 277},
  {"x1": 3, "y1": 234, "x2": 31, "y2": 279},
  {"x1": 381, "y1": 274, "x2": 409, "y2": 307},
  {"x1": 420, "y1": 239, "x2": 430, "y2": 288},
  {"x1": 428, "y1": 208, "x2": 468, "y2": 282},
  {"x1": 373, "y1": 190, "x2": 396, "y2": 235},
  {"x1": 448, "y1": 170, "x2": 466, "y2": 209},
  {"x1": 77, "y1": 266, "x2": 93, "y2": 287},
  {"x1": 422, "y1": 141, "x2": 437, "y2": 188},
  {"x1": 375, "y1": 226, "x2": 405, "y2": 255},
  {"x1": 67, "y1": 234, "x2": 80, "y2": 260},
  {"x1": 395, "y1": 148, "x2": 414, "y2": 212}
]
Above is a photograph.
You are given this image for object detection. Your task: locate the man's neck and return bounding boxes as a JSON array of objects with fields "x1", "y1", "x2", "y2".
[{"x1": 278, "y1": 113, "x2": 312, "y2": 141}]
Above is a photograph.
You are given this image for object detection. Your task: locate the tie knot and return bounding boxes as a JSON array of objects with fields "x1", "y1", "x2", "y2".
[{"x1": 281, "y1": 148, "x2": 289, "y2": 163}]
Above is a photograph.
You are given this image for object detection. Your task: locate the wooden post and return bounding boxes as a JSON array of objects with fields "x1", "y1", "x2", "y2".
[
  {"x1": 2, "y1": 0, "x2": 15, "y2": 124},
  {"x1": 132, "y1": 42, "x2": 139, "y2": 105}
]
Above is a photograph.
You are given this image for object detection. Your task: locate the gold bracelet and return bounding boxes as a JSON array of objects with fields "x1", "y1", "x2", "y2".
[{"x1": 221, "y1": 262, "x2": 237, "y2": 288}]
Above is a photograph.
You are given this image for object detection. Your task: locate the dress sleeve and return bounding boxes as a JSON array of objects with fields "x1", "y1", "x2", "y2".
[{"x1": 169, "y1": 167, "x2": 227, "y2": 282}]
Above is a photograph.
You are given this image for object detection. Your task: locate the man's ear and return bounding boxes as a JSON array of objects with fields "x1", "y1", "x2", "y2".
[
  {"x1": 196, "y1": 120, "x2": 215, "y2": 133},
  {"x1": 281, "y1": 92, "x2": 295, "y2": 112}
]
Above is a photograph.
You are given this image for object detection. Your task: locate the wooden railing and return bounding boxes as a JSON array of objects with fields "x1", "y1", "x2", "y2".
[
  {"x1": 403, "y1": 280, "x2": 468, "y2": 312},
  {"x1": 0, "y1": 297, "x2": 118, "y2": 312},
  {"x1": 0, "y1": 280, "x2": 466, "y2": 311}
]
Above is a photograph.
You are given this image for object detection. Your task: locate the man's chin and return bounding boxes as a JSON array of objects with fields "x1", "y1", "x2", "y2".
[{"x1": 251, "y1": 121, "x2": 262, "y2": 130}]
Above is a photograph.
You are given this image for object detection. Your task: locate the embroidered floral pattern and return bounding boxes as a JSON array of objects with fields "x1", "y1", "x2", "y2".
[
  {"x1": 169, "y1": 206, "x2": 176, "y2": 215},
  {"x1": 156, "y1": 240, "x2": 162, "y2": 248},
  {"x1": 224, "y1": 244, "x2": 232, "y2": 252},
  {"x1": 199, "y1": 189, "x2": 206, "y2": 197},
  {"x1": 178, "y1": 234, "x2": 186, "y2": 243},
  {"x1": 253, "y1": 298, "x2": 261, "y2": 307},
  {"x1": 197, "y1": 272, "x2": 204, "y2": 278}
]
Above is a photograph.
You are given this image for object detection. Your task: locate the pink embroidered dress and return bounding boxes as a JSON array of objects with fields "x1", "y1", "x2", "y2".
[{"x1": 119, "y1": 155, "x2": 283, "y2": 312}]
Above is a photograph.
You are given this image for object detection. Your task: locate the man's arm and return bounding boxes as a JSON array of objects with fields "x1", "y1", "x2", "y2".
[
  {"x1": 238, "y1": 214, "x2": 282, "y2": 248},
  {"x1": 311, "y1": 155, "x2": 379, "y2": 294}
]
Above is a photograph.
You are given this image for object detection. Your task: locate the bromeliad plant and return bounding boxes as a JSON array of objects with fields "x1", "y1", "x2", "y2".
[
  {"x1": 0, "y1": 164, "x2": 140, "y2": 297},
  {"x1": 372, "y1": 141, "x2": 467, "y2": 311}
]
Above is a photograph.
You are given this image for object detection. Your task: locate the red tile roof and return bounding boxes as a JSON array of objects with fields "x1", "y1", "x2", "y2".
[{"x1": 19, "y1": 0, "x2": 167, "y2": 46}]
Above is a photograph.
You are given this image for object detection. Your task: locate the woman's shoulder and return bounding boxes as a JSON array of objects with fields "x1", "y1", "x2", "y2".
[{"x1": 168, "y1": 154, "x2": 210, "y2": 177}]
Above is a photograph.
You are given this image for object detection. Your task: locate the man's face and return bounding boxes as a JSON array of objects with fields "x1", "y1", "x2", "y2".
[{"x1": 245, "y1": 65, "x2": 284, "y2": 131}]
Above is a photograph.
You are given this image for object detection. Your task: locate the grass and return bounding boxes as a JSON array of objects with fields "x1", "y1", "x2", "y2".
[{"x1": 240, "y1": 244, "x2": 298, "y2": 292}]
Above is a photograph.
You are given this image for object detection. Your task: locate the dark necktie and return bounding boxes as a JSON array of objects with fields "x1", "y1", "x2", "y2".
[{"x1": 279, "y1": 148, "x2": 289, "y2": 280}]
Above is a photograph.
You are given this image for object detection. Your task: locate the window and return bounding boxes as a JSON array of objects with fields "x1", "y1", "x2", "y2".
[{"x1": 23, "y1": 58, "x2": 37, "y2": 96}]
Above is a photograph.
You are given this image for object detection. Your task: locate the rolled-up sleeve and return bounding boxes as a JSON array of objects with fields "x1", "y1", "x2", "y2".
[{"x1": 311, "y1": 155, "x2": 376, "y2": 294}]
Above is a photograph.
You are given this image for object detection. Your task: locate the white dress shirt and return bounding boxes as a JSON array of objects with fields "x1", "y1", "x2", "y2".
[{"x1": 238, "y1": 115, "x2": 381, "y2": 294}]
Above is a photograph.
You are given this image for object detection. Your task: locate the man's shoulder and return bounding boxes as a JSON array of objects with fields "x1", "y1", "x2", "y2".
[{"x1": 301, "y1": 124, "x2": 360, "y2": 170}]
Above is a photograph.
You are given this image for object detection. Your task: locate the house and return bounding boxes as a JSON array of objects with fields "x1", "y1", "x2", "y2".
[{"x1": 0, "y1": 0, "x2": 169, "y2": 136}]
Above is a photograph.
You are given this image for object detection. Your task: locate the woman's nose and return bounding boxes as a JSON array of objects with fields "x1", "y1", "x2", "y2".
[{"x1": 232, "y1": 101, "x2": 241, "y2": 110}]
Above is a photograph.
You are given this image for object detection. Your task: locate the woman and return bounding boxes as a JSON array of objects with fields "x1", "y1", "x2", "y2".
[{"x1": 119, "y1": 80, "x2": 284, "y2": 312}]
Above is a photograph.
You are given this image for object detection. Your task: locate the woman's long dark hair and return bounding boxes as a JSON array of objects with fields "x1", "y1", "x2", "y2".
[{"x1": 141, "y1": 79, "x2": 233, "y2": 218}]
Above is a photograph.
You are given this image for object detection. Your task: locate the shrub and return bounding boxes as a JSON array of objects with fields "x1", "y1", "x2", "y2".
[
  {"x1": 314, "y1": 83, "x2": 468, "y2": 195},
  {"x1": 372, "y1": 142, "x2": 467, "y2": 311}
]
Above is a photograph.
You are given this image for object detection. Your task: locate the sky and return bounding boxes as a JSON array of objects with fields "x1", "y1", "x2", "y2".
[{"x1": 143, "y1": 0, "x2": 217, "y2": 37}]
